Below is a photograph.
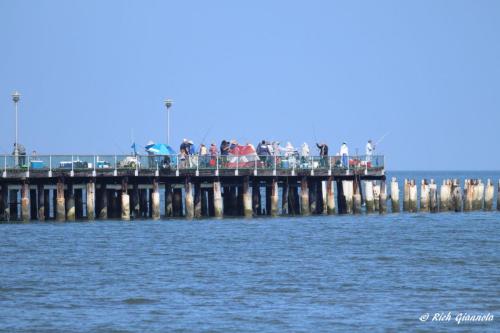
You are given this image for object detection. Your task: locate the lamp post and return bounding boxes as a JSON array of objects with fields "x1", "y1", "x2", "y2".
[
  {"x1": 164, "y1": 99, "x2": 173, "y2": 145},
  {"x1": 12, "y1": 91, "x2": 20, "y2": 166}
]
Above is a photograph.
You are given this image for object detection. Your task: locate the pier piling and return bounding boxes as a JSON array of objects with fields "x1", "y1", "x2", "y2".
[
  {"x1": 451, "y1": 180, "x2": 462, "y2": 212},
  {"x1": 439, "y1": 180, "x2": 451, "y2": 212},
  {"x1": 56, "y1": 178, "x2": 66, "y2": 221},
  {"x1": 365, "y1": 181, "x2": 374, "y2": 213},
  {"x1": 301, "y1": 177, "x2": 310, "y2": 216},
  {"x1": 343, "y1": 180, "x2": 354, "y2": 214},
  {"x1": 243, "y1": 177, "x2": 253, "y2": 218},
  {"x1": 86, "y1": 180, "x2": 95, "y2": 220},
  {"x1": 0, "y1": 185, "x2": 8, "y2": 221},
  {"x1": 37, "y1": 185, "x2": 45, "y2": 221},
  {"x1": 66, "y1": 184, "x2": 75, "y2": 221},
  {"x1": 121, "y1": 178, "x2": 130, "y2": 221},
  {"x1": 484, "y1": 179, "x2": 494, "y2": 211},
  {"x1": 21, "y1": 181, "x2": 30, "y2": 222},
  {"x1": 326, "y1": 177, "x2": 335, "y2": 214},
  {"x1": 379, "y1": 179, "x2": 387, "y2": 214},
  {"x1": 164, "y1": 184, "x2": 173, "y2": 218},
  {"x1": 194, "y1": 182, "x2": 202, "y2": 218},
  {"x1": 152, "y1": 179, "x2": 161, "y2": 220},
  {"x1": 409, "y1": 180, "x2": 417, "y2": 213},
  {"x1": 99, "y1": 183, "x2": 108, "y2": 219},
  {"x1": 373, "y1": 182, "x2": 380, "y2": 212},
  {"x1": 390, "y1": 178, "x2": 400, "y2": 213},
  {"x1": 213, "y1": 180, "x2": 223, "y2": 218},
  {"x1": 420, "y1": 180, "x2": 430, "y2": 212},
  {"x1": 429, "y1": 180, "x2": 438, "y2": 213},
  {"x1": 270, "y1": 178, "x2": 279, "y2": 217}
]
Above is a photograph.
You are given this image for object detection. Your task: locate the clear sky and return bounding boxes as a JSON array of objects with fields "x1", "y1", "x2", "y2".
[{"x1": 1, "y1": 0, "x2": 499, "y2": 170}]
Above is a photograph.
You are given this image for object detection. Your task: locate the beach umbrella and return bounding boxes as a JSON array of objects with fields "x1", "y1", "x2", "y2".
[{"x1": 145, "y1": 143, "x2": 176, "y2": 155}]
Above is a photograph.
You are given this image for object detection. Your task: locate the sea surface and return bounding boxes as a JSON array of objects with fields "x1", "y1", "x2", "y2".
[{"x1": 1, "y1": 171, "x2": 499, "y2": 332}]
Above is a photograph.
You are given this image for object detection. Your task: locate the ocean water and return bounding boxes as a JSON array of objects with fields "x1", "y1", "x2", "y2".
[{"x1": 0, "y1": 171, "x2": 499, "y2": 332}]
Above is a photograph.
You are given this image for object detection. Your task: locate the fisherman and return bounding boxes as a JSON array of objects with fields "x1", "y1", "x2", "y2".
[
  {"x1": 220, "y1": 140, "x2": 230, "y2": 167},
  {"x1": 13, "y1": 143, "x2": 26, "y2": 166},
  {"x1": 199, "y1": 144, "x2": 208, "y2": 167},
  {"x1": 316, "y1": 142, "x2": 329, "y2": 167},
  {"x1": 301, "y1": 142, "x2": 310, "y2": 167},
  {"x1": 179, "y1": 139, "x2": 189, "y2": 168},
  {"x1": 340, "y1": 142, "x2": 349, "y2": 168},
  {"x1": 284, "y1": 142, "x2": 295, "y2": 158},
  {"x1": 209, "y1": 143, "x2": 218, "y2": 167},
  {"x1": 365, "y1": 139, "x2": 374, "y2": 162}
]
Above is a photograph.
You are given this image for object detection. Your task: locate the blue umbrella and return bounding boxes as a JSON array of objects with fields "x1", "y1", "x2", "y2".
[{"x1": 145, "y1": 143, "x2": 176, "y2": 155}]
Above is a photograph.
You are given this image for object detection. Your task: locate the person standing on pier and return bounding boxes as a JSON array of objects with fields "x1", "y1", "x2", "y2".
[
  {"x1": 365, "y1": 139, "x2": 374, "y2": 163},
  {"x1": 316, "y1": 142, "x2": 328, "y2": 167},
  {"x1": 301, "y1": 142, "x2": 310, "y2": 167},
  {"x1": 340, "y1": 142, "x2": 349, "y2": 168}
]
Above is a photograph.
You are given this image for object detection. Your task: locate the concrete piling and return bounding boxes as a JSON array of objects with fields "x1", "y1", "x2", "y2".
[
  {"x1": 194, "y1": 182, "x2": 202, "y2": 218},
  {"x1": 37, "y1": 184, "x2": 45, "y2": 221},
  {"x1": 184, "y1": 178, "x2": 194, "y2": 219},
  {"x1": 252, "y1": 180, "x2": 261, "y2": 215},
  {"x1": 21, "y1": 182, "x2": 30, "y2": 222},
  {"x1": 1, "y1": 185, "x2": 8, "y2": 221},
  {"x1": 201, "y1": 189, "x2": 208, "y2": 217},
  {"x1": 152, "y1": 178, "x2": 161, "y2": 220},
  {"x1": 173, "y1": 189, "x2": 183, "y2": 217},
  {"x1": 281, "y1": 180, "x2": 289, "y2": 215},
  {"x1": 75, "y1": 188, "x2": 83, "y2": 219},
  {"x1": 326, "y1": 177, "x2": 335, "y2": 214},
  {"x1": 379, "y1": 179, "x2": 387, "y2": 214},
  {"x1": 243, "y1": 177, "x2": 253, "y2": 218},
  {"x1": 408, "y1": 180, "x2": 417, "y2": 213},
  {"x1": 86, "y1": 180, "x2": 95, "y2": 220},
  {"x1": 497, "y1": 180, "x2": 500, "y2": 211},
  {"x1": 474, "y1": 180, "x2": 484, "y2": 211},
  {"x1": 99, "y1": 183, "x2": 108, "y2": 219},
  {"x1": 464, "y1": 179, "x2": 473, "y2": 212},
  {"x1": 439, "y1": 180, "x2": 452, "y2": 212},
  {"x1": 373, "y1": 182, "x2": 380, "y2": 212},
  {"x1": 139, "y1": 189, "x2": 148, "y2": 217},
  {"x1": 10, "y1": 189, "x2": 18, "y2": 220},
  {"x1": 342, "y1": 180, "x2": 354, "y2": 214},
  {"x1": 121, "y1": 178, "x2": 130, "y2": 221},
  {"x1": 43, "y1": 189, "x2": 50, "y2": 220},
  {"x1": 403, "y1": 179, "x2": 409, "y2": 212},
  {"x1": 484, "y1": 179, "x2": 494, "y2": 211},
  {"x1": 353, "y1": 177, "x2": 362, "y2": 214},
  {"x1": 420, "y1": 179, "x2": 430, "y2": 212},
  {"x1": 309, "y1": 180, "x2": 317, "y2": 214},
  {"x1": 164, "y1": 184, "x2": 173, "y2": 218},
  {"x1": 56, "y1": 178, "x2": 66, "y2": 221},
  {"x1": 429, "y1": 180, "x2": 438, "y2": 213},
  {"x1": 213, "y1": 179, "x2": 223, "y2": 218},
  {"x1": 301, "y1": 177, "x2": 310, "y2": 216},
  {"x1": 270, "y1": 178, "x2": 279, "y2": 217},
  {"x1": 30, "y1": 188, "x2": 37, "y2": 220},
  {"x1": 451, "y1": 180, "x2": 462, "y2": 212},
  {"x1": 390, "y1": 177, "x2": 400, "y2": 213},
  {"x1": 365, "y1": 181, "x2": 374, "y2": 213},
  {"x1": 66, "y1": 184, "x2": 76, "y2": 221}
]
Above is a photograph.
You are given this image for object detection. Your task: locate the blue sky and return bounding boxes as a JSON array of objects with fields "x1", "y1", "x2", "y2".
[{"x1": 1, "y1": 0, "x2": 499, "y2": 170}]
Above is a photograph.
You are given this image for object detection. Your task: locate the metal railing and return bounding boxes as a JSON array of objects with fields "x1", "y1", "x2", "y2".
[{"x1": 1, "y1": 154, "x2": 384, "y2": 174}]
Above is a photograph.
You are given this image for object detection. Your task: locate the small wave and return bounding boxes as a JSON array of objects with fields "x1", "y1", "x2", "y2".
[{"x1": 122, "y1": 297, "x2": 157, "y2": 305}]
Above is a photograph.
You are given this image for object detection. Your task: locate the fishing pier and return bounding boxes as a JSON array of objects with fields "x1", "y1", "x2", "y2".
[{"x1": 0, "y1": 154, "x2": 385, "y2": 221}]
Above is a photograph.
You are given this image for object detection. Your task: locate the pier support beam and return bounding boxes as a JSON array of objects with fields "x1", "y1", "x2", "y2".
[
  {"x1": 451, "y1": 180, "x2": 462, "y2": 212},
  {"x1": 213, "y1": 179, "x2": 223, "y2": 218},
  {"x1": 252, "y1": 180, "x2": 261, "y2": 216},
  {"x1": 390, "y1": 178, "x2": 400, "y2": 213},
  {"x1": 184, "y1": 177, "x2": 194, "y2": 219},
  {"x1": 152, "y1": 178, "x2": 160, "y2": 220},
  {"x1": 439, "y1": 180, "x2": 452, "y2": 212},
  {"x1": 173, "y1": 189, "x2": 183, "y2": 217},
  {"x1": 30, "y1": 188, "x2": 37, "y2": 221},
  {"x1": 420, "y1": 179, "x2": 430, "y2": 212},
  {"x1": 139, "y1": 189, "x2": 148, "y2": 218},
  {"x1": 326, "y1": 177, "x2": 335, "y2": 214},
  {"x1": 309, "y1": 180, "x2": 317, "y2": 214},
  {"x1": 164, "y1": 184, "x2": 173, "y2": 218},
  {"x1": 429, "y1": 180, "x2": 438, "y2": 213},
  {"x1": 121, "y1": 178, "x2": 130, "y2": 221},
  {"x1": 75, "y1": 188, "x2": 83, "y2": 219},
  {"x1": 86, "y1": 180, "x2": 95, "y2": 220},
  {"x1": 365, "y1": 181, "x2": 374, "y2": 213},
  {"x1": 353, "y1": 177, "x2": 362, "y2": 214},
  {"x1": 242, "y1": 176, "x2": 253, "y2": 218},
  {"x1": 301, "y1": 177, "x2": 310, "y2": 216},
  {"x1": 98, "y1": 184, "x2": 108, "y2": 219},
  {"x1": 408, "y1": 180, "x2": 417, "y2": 213},
  {"x1": 270, "y1": 178, "x2": 279, "y2": 217},
  {"x1": 281, "y1": 179, "x2": 289, "y2": 216},
  {"x1": 343, "y1": 180, "x2": 353, "y2": 214},
  {"x1": 56, "y1": 178, "x2": 66, "y2": 221},
  {"x1": 21, "y1": 181, "x2": 30, "y2": 222},
  {"x1": 201, "y1": 189, "x2": 208, "y2": 217},
  {"x1": 194, "y1": 182, "x2": 202, "y2": 218},
  {"x1": 464, "y1": 179, "x2": 473, "y2": 212},
  {"x1": 66, "y1": 184, "x2": 75, "y2": 221},
  {"x1": 379, "y1": 179, "x2": 387, "y2": 214},
  {"x1": 0, "y1": 185, "x2": 8, "y2": 221},
  {"x1": 475, "y1": 180, "x2": 484, "y2": 211},
  {"x1": 37, "y1": 184, "x2": 45, "y2": 221}
]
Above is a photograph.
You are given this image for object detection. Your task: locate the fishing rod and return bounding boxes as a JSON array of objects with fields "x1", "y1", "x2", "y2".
[
  {"x1": 198, "y1": 124, "x2": 213, "y2": 146},
  {"x1": 375, "y1": 131, "x2": 391, "y2": 146}
]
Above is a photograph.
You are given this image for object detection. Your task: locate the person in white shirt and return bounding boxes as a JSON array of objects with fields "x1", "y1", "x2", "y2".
[
  {"x1": 340, "y1": 142, "x2": 349, "y2": 168},
  {"x1": 365, "y1": 139, "x2": 374, "y2": 162}
]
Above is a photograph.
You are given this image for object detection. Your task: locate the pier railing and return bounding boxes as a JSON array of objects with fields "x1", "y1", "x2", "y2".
[{"x1": 1, "y1": 154, "x2": 384, "y2": 174}]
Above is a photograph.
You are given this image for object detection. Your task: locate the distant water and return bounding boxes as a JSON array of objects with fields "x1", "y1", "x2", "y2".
[{"x1": 0, "y1": 171, "x2": 499, "y2": 332}]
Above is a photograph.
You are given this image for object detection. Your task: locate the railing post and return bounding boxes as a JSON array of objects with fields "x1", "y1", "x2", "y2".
[
  {"x1": 3, "y1": 154, "x2": 6, "y2": 177},
  {"x1": 236, "y1": 153, "x2": 239, "y2": 175},
  {"x1": 71, "y1": 154, "x2": 74, "y2": 177},
  {"x1": 27, "y1": 155, "x2": 30, "y2": 177},
  {"x1": 215, "y1": 155, "x2": 219, "y2": 176},
  {"x1": 273, "y1": 155, "x2": 277, "y2": 176},
  {"x1": 114, "y1": 155, "x2": 117, "y2": 176}
]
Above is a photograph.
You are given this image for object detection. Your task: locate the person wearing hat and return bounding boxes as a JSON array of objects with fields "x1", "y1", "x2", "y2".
[
  {"x1": 316, "y1": 142, "x2": 329, "y2": 167},
  {"x1": 365, "y1": 139, "x2": 374, "y2": 163},
  {"x1": 340, "y1": 142, "x2": 349, "y2": 168}
]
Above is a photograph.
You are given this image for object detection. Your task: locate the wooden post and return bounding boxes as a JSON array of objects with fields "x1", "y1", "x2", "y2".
[
  {"x1": 343, "y1": 180, "x2": 354, "y2": 214},
  {"x1": 194, "y1": 182, "x2": 202, "y2": 218},
  {"x1": 164, "y1": 184, "x2": 173, "y2": 218},
  {"x1": 379, "y1": 179, "x2": 387, "y2": 214},
  {"x1": 439, "y1": 179, "x2": 451, "y2": 212},
  {"x1": 365, "y1": 181, "x2": 374, "y2": 213},
  {"x1": 326, "y1": 177, "x2": 335, "y2": 214},
  {"x1": 37, "y1": 184, "x2": 45, "y2": 221},
  {"x1": 483, "y1": 179, "x2": 493, "y2": 211},
  {"x1": 317, "y1": 180, "x2": 325, "y2": 214},
  {"x1": 21, "y1": 181, "x2": 30, "y2": 222},
  {"x1": 301, "y1": 177, "x2": 310, "y2": 216},
  {"x1": 121, "y1": 178, "x2": 130, "y2": 221},
  {"x1": 242, "y1": 176, "x2": 253, "y2": 218},
  {"x1": 184, "y1": 177, "x2": 194, "y2": 219},
  {"x1": 464, "y1": 179, "x2": 473, "y2": 212},
  {"x1": 152, "y1": 178, "x2": 160, "y2": 220},
  {"x1": 475, "y1": 180, "x2": 484, "y2": 211},
  {"x1": 270, "y1": 178, "x2": 279, "y2": 217},
  {"x1": 390, "y1": 178, "x2": 400, "y2": 213},
  {"x1": 56, "y1": 178, "x2": 66, "y2": 221},
  {"x1": 173, "y1": 188, "x2": 183, "y2": 217},
  {"x1": 213, "y1": 179, "x2": 223, "y2": 218},
  {"x1": 408, "y1": 180, "x2": 417, "y2": 213},
  {"x1": 322, "y1": 181, "x2": 328, "y2": 215},
  {"x1": 281, "y1": 179, "x2": 289, "y2": 215},
  {"x1": 66, "y1": 183, "x2": 75, "y2": 221},
  {"x1": 252, "y1": 179, "x2": 261, "y2": 216},
  {"x1": 420, "y1": 179, "x2": 430, "y2": 212},
  {"x1": 0, "y1": 185, "x2": 8, "y2": 221},
  {"x1": 98, "y1": 183, "x2": 108, "y2": 219},
  {"x1": 353, "y1": 177, "x2": 362, "y2": 214},
  {"x1": 86, "y1": 180, "x2": 95, "y2": 220}
]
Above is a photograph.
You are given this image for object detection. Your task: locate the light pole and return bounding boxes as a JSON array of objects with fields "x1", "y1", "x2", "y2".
[
  {"x1": 164, "y1": 99, "x2": 173, "y2": 145},
  {"x1": 12, "y1": 91, "x2": 20, "y2": 166}
]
